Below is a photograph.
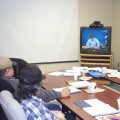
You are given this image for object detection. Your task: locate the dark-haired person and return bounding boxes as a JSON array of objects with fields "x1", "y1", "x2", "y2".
[
  {"x1": 16, "y1": 66, "x2": 75, "y2": 120},
  {"x1": 86, "y1": 34, "x2": 100, "y2": 49},
  {"x1": 0, "y1": 57, "x2": 70, "y2": 112}
]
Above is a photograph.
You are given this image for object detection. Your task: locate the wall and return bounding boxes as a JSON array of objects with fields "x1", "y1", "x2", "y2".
[
  {"x1": 38, "y1": 0, "x2": 113, "y2": 74},
  {"x1": 112, "y1": 0, "x2": 120, "y2": 69}
]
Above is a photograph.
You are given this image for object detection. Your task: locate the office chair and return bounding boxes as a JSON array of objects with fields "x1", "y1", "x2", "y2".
[
  {"x1": 10, "y1": 58, "x2": 46, "y2": 80},
  {"x1": 0, "y1": 90, "x2": 27, "y2": 120},
  {"x1": 9, "y1": 58, "x2": 28, "y2": 79}
]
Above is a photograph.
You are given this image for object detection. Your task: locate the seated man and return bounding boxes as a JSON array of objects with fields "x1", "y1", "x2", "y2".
[
  {"x1": 15, "y1": 65, "x2": 75, "y2": 120},
  {"x1": 86, "y1": 34, "x2": 100, "y2": 49},
  {"x1": 0, "y1": 57, "x2": 70, "y2": 111},
  {"x1": 0, "y1": 57, "x2": 17, "y2": 120}
]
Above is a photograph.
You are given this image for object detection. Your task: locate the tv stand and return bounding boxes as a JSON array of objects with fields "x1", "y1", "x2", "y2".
[{"x1": 80, "y1": 53, "x2": 112, "y2": 69}]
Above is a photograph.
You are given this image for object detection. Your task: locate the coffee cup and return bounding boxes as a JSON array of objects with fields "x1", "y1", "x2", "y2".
[
  {"x1": 88, "y1": 82, "x2": 96, "y2": 92},
  {"x1": 73, "y1": 73, "x2": 78, "y2": 81},
  {"x1": 81, "y1": 70, "x2": 87, "y2": 77},
  {"x1": 102, "y1": 67, "x2": 107, "y2": 74}
]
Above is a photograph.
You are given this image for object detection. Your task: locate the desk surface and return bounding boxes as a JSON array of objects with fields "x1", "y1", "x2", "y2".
[
  {"x1": 42, "y1": 72, "x2": 120, "y2": 120},
  {"x1": 105, "y1": 75, "x2": 120, "y2": 84}
]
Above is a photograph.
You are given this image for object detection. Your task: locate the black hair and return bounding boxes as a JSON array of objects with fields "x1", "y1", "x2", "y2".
[
  {"x1": 90, "y1": 34, "x2": 94, "y2": 38},
  {"x1": 15, "y1": 80, "x2": 40, "y2": 103},
  {"x1": 15, "y1": 65, "x2": 42, "y2": 102}
]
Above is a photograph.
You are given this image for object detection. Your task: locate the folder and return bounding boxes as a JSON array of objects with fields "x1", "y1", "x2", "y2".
[{"x1": 87, "y1": 71, "x2": 106, "y2": 78}]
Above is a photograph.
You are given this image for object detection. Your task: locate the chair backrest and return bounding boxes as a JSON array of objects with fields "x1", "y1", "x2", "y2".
[
  {"x1": 10, "y1": 58, "x2": 46, "y2": 80},
  {"x1": 0, "y1": 90, "x2": 27, "y2": 120},
  {"x1": 10, "y1": 58, "x2": 28, "y2": 79}
]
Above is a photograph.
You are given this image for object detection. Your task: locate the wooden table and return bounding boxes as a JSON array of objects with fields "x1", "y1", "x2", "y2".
[
  {"x1": 42, "y1": 72, "x2": 120, "y2": 120},
  {"x1": 105, "y1": 75, "x2": 120, "y2": 84}
]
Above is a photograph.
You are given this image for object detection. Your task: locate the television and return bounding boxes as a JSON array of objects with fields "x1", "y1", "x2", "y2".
[{"x1": 80, "y1": 27, "x2": 112, "y2": 55}]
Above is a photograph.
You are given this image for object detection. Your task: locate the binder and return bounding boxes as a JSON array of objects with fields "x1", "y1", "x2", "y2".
[{"x1": 87, "y1": 71, "x2": 106, "y2": 78}]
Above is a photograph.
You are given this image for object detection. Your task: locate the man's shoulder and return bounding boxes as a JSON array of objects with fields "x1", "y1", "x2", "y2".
[
  {"x1": 94, "y1": 38, "x2": 99, "y2": 41},
  {"x1": 0, "y1": 77, "x2": 15, "y2": 93},
  {"x1": 0, "y1": 78, "x2": 9, "y2": 83}
]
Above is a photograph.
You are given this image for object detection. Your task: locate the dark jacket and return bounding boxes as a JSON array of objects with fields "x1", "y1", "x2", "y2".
[{"x1": 0, "y1": 78, "x2": 15, "y2": 120}]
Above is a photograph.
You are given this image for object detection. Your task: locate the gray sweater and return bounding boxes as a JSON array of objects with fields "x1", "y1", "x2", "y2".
[
  {"x1": 0, "y1": 76, "x2": 19, "y2": 91},
  {"x1": 0, "y1": 76, "x2": 62, "y2": 102},
  {"x1": 38, "y1": 86, "x2": 62, "y2": 102}
]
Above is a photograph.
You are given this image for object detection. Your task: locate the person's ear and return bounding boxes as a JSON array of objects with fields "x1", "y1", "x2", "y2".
[
  {"x1": 35, "y1": 89, "x2": 40, "y2": 97},
  {"x1": 5, "y1": 68, "x2": 9, "y2": 75}
]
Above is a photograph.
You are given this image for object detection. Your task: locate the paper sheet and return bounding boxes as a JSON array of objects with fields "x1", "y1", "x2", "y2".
[
  {"x1": 69, "y1": 81, "x2": 89, "y2": 88},
  {"x1": 53, "y1": 86, "x2": 81, "y2": 94},
  {"x1": 47, "y1": 71, "x2": 64, "y2": 76},
  {"x1": 83, "y1": 104, "x2": 119, "y2": 117}
]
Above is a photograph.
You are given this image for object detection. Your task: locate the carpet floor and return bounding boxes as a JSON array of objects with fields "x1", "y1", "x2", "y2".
[{"x1": 102, "y1": 82, "x2": 120, "y2": 93}]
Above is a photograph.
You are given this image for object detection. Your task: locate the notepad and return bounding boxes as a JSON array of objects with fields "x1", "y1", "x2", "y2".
[
  {"x1": 53, "y1": 86, "x2": 81, "y2": 94},
  {"x1": 69, "y1": 81, "x2": 89, "y2": 88},
  {"x1": 74, "y1": 99, "x2": 106, "y2": 108},
  {"x1": 83, "y1": 104, "x2": 119, "y2": 117},
  {"x1": 48, "y1": 71, "x2": 64, "y2": 76},
  {"x1": 62, "y1": 72, "x2": 80, "y2": 77},
  {"x1": 74, "y1": 99, "x2": 120, "y2": 117}
]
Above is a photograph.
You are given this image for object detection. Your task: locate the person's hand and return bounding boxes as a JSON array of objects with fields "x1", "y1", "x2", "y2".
[
  {"x1": 91, "y1": 46, "x2": 99, "y2": 49},
  {"x1": 51, "y1": 110, "x2": 66, "y2": 120},
  {"x1": 91, "y1": 46, "x2": 94, "y2": 48},
  {"x1": 61, "y1": 87, "x2": 70, "y2": 97},
  {"x1": 94, "y1": 46, "x2": 99, "y2": 49}
]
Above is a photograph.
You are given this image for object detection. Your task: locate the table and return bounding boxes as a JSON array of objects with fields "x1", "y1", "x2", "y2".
[
  {"x1": 88, "y1": 74, "x2": 120, "y2": 85},
  {"x1": 42, "y1": 71, "x2": 120, "y2": 120},
  {"x1": 105, "y1": 75, "x2": 120, "y2": 84}
]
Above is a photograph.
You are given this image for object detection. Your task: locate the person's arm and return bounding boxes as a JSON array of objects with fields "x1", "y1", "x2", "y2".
[
  {"x1": 38, "y1": 86, "x2": 62, "y2": 102},
  {"x1": 86, "y1": 39, "x2": 91, "y2": 47},
  {"x1": 38, "y1": 87, "x2": 70, "y2": 102}
]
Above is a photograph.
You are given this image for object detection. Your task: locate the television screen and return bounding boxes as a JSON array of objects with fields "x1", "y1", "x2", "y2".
[{"x1": 80, "y1": 27, "x2": 111, "y2": 55}]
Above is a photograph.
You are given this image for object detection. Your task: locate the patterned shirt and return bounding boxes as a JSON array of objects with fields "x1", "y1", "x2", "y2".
[{"x1": 20, "y1": 96, "x2": 59, "y2": 120}]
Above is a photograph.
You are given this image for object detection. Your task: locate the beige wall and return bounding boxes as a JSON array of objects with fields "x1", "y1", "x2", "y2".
[
  {"x1": 38, "y1": 0, "x2": 115, "y2": 74},
  {"x1": 112, "y1": 0, "x2": 120, "y2": 69}
]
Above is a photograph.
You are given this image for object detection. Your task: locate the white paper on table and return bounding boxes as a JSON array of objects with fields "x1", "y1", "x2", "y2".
[
  {"x1": 47, "y1": 71, "x2": 64, "y2": 76},
  {"x1": 87, "y1": 67, "x2": 101, "y2": 72},
  {"x1": 107, "y1": 74, "x2": 116, "y2": 77},
  {"x1": 107, "y1": 69, "x2": 118, "y2": 73},
  {"x1": 65, "y1": 69, "x2": 81, "y2": 73},
  {"x1": 69, "y1": 81, "x2": 89, "y2": 88},
  {"x1": 62, "y1": 72, "x2": 74, "y2": 76},
  {"x1": 71, "y1": 66, "x2": 88, "y2": 70},
  {"x1": 84, "y1": 99, "x2": 106, "y2": 107},
  {"x1": 110, "y1": 72, "x2": 120, "y2": 78},
  {"x1": 83, "y1": 104, "x2": 119, "y2": 117},
  {"x1": 53, "y1": 86, "x2": 81, "y2": 94}
]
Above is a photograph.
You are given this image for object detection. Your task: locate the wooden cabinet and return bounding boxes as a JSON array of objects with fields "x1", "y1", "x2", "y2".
[{"x1": 80, "y1": 54, "x2": 112, "y2": 69}]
